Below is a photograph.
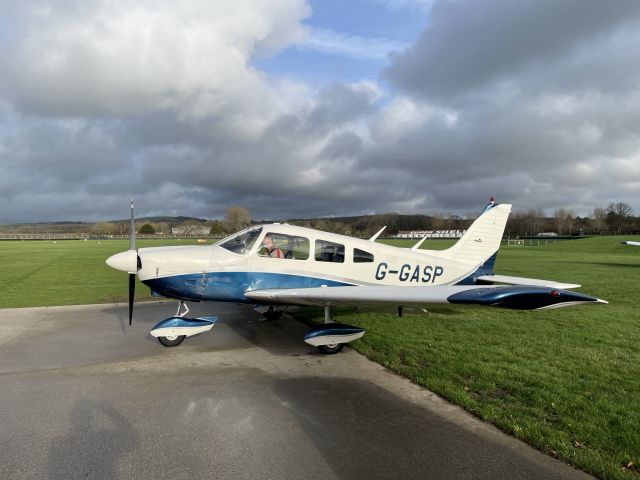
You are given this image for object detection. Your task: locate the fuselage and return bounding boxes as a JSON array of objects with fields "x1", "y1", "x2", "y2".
[{"x1": 134, "y1": 224, "x2": 491, "y2": 304}]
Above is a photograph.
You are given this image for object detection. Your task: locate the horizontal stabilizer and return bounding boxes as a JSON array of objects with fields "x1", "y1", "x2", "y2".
[
  {"x1": 476, "y1": 274, "x2": 580, "y2": 289},
  {"x1": 447, "y1": 286, "x2": 606, "y2": 310}
]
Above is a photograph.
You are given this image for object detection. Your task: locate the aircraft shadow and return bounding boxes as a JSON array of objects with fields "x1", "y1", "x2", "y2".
[{"x1": 47, "y1": 399, "x2": 140, "y2": 479}]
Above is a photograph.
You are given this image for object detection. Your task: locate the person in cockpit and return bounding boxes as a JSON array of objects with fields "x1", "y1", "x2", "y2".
[{"x1": 260, "y1": 235, "x2": 284, "y2": 258}]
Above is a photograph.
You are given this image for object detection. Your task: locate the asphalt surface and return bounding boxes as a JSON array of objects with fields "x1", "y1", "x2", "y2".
[{"x1": 0, "y1": 302, "x2": 594, "y2": 480}]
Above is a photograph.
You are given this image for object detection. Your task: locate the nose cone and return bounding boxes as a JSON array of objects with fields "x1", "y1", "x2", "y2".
[{"x1": 106, "y1": 250, "x2": 138, "y2": 274}]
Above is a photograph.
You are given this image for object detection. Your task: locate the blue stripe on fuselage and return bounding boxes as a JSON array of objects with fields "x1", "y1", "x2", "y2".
[{"x1": 142, "y1": 271, "x2": 354, "y2": 303}]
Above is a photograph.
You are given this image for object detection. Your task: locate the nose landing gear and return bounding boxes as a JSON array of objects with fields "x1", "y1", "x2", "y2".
[{"x1": 150, "y1": 301, "x2": 218, "y2": 347}]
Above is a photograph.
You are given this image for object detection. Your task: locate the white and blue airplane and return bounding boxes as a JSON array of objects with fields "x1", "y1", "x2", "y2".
[
  {"x1": 621, "y1": 240, "x2": 640, "y2": 247},
  {"x1": 106, "y1": 199, "x2": 606, "y2": 353}
]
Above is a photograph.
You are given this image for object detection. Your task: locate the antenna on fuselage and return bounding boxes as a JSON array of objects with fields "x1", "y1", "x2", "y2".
[
  {"x1": 369, "y1": 226, "x2": 386, "y2": 242},
  {"x1": 411, "y1": 236, "x2": 428, "y2": 251}
]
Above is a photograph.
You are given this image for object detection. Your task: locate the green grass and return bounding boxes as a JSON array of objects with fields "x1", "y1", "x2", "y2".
[
  {"x1": 299, "y1": 236, "x2": 640, "y2": 480},
  {"x1": 1, "y1": 235, "x2": 639, "y2": 479},
  {"x1": 0, "y1": 239, "x2": 203, "y2": 307}
]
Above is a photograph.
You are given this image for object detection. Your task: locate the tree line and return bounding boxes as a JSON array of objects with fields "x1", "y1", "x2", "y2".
[
  {"x1": 16, "y1": 201, "x2": 637, "y2": 238},
  {"x1": 506, "y1": 202, "x2": 637, "y2": 237}
]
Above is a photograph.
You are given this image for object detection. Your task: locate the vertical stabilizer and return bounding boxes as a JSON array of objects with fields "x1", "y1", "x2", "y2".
[{"x1": 436, "y1": 202, "x2": 512, "y2": 266}]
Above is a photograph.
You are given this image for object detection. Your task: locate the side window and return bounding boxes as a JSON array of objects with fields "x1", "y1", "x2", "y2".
[
  {"x1": 315, "y1": 240, "x2": 345, "y2": 263},
  {"x1": 258, "y1": 233, "x2": 309, "y2": 260},
  {"x1": 354, "y1": 248, "x2": 374, "y2": 263}
]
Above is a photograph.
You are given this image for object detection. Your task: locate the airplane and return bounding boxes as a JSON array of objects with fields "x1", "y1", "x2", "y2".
[
  {"x1": 621, "y1": 241, "x2": 640, "y2": 246},
  {"x1": 106, "y1": 199, "x2": 607, "y2": 354}
]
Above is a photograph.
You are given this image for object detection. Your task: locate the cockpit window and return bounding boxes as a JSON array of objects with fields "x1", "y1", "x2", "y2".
[
  {"x1": 217, "y1": 227, "x2": 262, "y2": 254},
  {"x1": 258, "y1": 233, "x2": 309, "y2": 260}
]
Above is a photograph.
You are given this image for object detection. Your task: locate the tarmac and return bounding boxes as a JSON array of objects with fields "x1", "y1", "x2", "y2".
[{"x1": 0, "y1": 301, "x2": 594, "y2": 479}]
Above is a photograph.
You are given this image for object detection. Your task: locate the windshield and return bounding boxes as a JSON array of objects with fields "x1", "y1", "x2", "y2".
[{"x1": 216, "y1": 226, "x2": 262, "y2": 255}]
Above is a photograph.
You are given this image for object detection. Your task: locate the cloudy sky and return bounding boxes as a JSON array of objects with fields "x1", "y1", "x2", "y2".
[{"x1": 1, "y1": 0, "x2": 640, "y2": 223}]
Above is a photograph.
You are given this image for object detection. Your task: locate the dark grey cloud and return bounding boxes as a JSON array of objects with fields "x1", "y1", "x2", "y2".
[
  {"x1": 1, "y1": 0, "x2": 640, "y2": 224},
  {"x1": 361, "y1": 0, "x2": 640, "y2": 215},
  {"x1": 385, "y1": 0, "x2": 640, "y2": 101}
]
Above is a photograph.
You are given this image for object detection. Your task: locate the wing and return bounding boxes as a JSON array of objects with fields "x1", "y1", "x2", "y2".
[
  {"x1": 245, "y1": 284, "x2": 606, "y2": 310},
  {"x1": 475, "y1": 274, "x2": 580, "y2": 289}
]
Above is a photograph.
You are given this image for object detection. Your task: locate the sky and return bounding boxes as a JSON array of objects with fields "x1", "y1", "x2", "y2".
[{"x1": 1, "y1": 0, "x2": 640, "y2": 223}]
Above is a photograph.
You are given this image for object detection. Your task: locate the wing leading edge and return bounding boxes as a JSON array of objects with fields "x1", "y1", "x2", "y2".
[{"x1": 245, "y1": 285, "x2": 606, "y2": 310}]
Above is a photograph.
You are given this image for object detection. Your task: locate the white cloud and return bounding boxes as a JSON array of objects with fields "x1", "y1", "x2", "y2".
[
  {"x1": 0, "y1": 0, "x2": 309, "y2": 125},
  {"x1": 300, "y1": 27, "x2": 408, "y2": 60},
  {"x1": 370, "y1": 96, "x2": 457, "y2": 143},
  {"x1": 372, "y1": 0, "x2": 434, "y2": 12}
]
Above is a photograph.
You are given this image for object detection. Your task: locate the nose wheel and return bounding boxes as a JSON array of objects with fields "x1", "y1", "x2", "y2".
[
  {"x1": 155, "y1": 301, "x2": 190, "y2": 348},
  {"x1": 158, "y1": 334, "x2": 186, "y2": 347}
]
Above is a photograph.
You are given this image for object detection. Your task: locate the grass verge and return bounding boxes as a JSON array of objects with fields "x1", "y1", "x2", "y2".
[{"x1": 296, "y1": 236, "x2": 640, "y2": 480}]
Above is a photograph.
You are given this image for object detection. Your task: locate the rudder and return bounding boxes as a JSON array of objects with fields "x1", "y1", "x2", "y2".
[{"x1": 437, "y1": 201, "x2": 512, "y2": 267}]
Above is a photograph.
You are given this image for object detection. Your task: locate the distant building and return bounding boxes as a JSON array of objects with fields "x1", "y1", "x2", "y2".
[
  {"x1": 171, "y1": 225, "x2": 210, "y2": 236},
  {"x1": 395, "y1": 229, "x2": 466, "y2": 239}
]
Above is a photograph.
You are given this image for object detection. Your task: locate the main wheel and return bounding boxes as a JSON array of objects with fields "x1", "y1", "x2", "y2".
[
  {"x1": 262, "y1": 306, "x2": 284, "y2": 321},
  {"x1": 317, "y1": 343, "x2": 344, "y2": 355},
  {"x1": 157, "y1": 335, "x2": 186, "y2": 347}
]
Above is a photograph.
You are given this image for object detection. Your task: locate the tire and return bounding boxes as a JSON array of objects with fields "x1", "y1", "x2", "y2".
[
  {"x1": 157, "y1": 335, "x2": 186, "y2": 347},
  {"x1": 263, "y1": 309, "x2": 283, "y2": 321},
  {"x1": 317, "y1": 343, "x2": 344, "y2": 355}
]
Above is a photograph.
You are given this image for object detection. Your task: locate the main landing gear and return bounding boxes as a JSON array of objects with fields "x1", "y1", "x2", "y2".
[
  {"x1": 303, "y1": 306, "x2": 365, "y2": 355},
  {"x1": 318, "y1": 306, "x2": 343, "y2": 355}
]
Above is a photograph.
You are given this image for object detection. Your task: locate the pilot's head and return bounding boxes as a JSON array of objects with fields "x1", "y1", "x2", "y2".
[{"x1": 262, "y1": 235, "x2": 273, "y2": 248}]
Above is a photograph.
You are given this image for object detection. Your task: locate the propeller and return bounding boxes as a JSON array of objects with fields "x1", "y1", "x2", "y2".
[
  {"x1": 128, "y1": 271, "x2": 135, "y2": 326},
  {"x1": 105, "y1": 200, "x2": 142, "y2": 325},
  {"x1": 128, "y1": 199, "x2": 137, "y2": 325}
]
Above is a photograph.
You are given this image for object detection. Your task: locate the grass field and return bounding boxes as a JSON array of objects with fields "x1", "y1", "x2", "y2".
[{"x1": 1, "y1": 236, "x2": 639, "y2": 479}]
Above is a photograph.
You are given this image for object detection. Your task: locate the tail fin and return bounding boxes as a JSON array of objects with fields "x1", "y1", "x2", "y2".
[{"x1": 435, "y1": 201, "x2": 512, "y2": 266}]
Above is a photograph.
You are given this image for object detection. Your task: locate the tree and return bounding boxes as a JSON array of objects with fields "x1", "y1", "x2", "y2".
[
  {"x1": 91, "y1": 222, "x2": 118, "y2": 235},
  {"x1": 553, "y1": 209, "x2": 566, "y2": 234},
  {"x1": 209, "y1": 221, "x2": 226, "y2": 236},
  {"x1": 152, "y1": 222, "x2": 170, "y2": 235},
  {"x1": 553, "y1": 208, "x2": 574, "y2": 235},
  {"x1": 590, "y1": 207, "x2": 606, "y2": 234},
  {"x1": 224, "y1": 206, "x2": 251, "y2": 232},
  {"x1": 565, "y1": 212, "x2": 575, "y2": 235},
  {"x1": 605, "y1": 202, "x2": 633, "y2": 233},
  {"x1": 507, "y1": 210, "x2": 527, "y2": 236},
  {"x1": 527, "y1": 208, "x2": 544, "y2": 236},
  {"x1": 139, "y1": 223, "x2": 156, "y2": 234},
  {"x1": 430, "y1": 213, "x2": 445, "y2": 231}
]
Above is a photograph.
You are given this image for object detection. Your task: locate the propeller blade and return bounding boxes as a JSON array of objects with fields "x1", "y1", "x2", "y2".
[
  {"x1": 128, "y1": 199, "x2": 135, "y2": 251},
  {"x1": 128, "y1": 273, "x2": 135, "y2": 325}
]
